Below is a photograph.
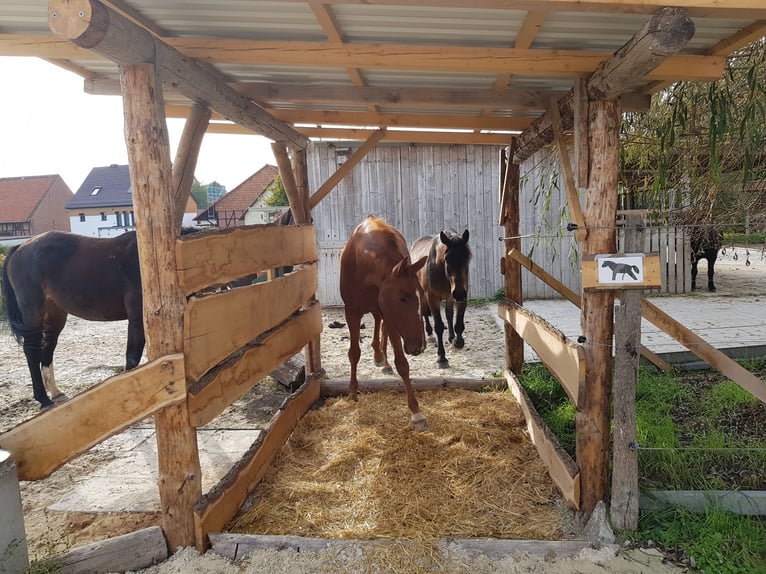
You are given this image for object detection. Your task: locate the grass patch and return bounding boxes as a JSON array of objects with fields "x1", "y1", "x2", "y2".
[{"x1": 724, "y1": 232, "x2": 766, "y2": 246}]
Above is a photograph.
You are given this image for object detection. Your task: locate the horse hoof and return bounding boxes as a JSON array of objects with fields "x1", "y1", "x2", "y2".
[
  {"x1": 52, "y1": 393, "x2": 69, "y2": 404},
  {"x1": 437, "y1": 359, "x2": 450, "y2": 369},
  {"x1": 709, "y1": 285, "x2": 716, "y2": 292},
  {"x1": 382, "y1": 366, "x2": 394, "y2": 375},
  {"x1": 39, "y1": 402, "x2": 54, "y2": 411},
  {"x1": 453, "y1": 338, "x2": 465, "y2": 349},
  {"x1": 411, "y1": 413, "x2": 429, "y2": 431}
]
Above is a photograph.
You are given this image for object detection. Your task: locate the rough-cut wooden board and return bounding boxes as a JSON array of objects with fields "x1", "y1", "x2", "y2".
[
  {"x1": 176, "y1": 225, "x2": 317, "y2": 295},
  {"x1": 0, "y1": 355, "x2": 185, "y2": 481},
  {"x1": 54, "y1": 526, "x2": 167, "y2": 574},
  {"x1": 210, "y1": 533, "x2": 611, "y2": 561},
  {"x1": 194, "y1": 374, "x2": 322, "y2": 549},
  {"x1": 498, "y1": 301, "x2": 583, "y2": 405},
  {"x1": 506, "y1": 371, "x2": 580, "y2": 510},
  {"x1": 321, "y1": 377, "x2": 503, "y2": 396},
  {"x1": 188, "y1": 303, "x2": 322, "y2": 427},
  {"x1": 183, "y1": 264, "x2": 317, "y2": 382}
]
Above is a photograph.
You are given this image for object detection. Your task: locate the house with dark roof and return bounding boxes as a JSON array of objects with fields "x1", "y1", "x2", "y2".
[
  {"x1": 197, "y1": 164, "x2": 283, "y2": 228},
  {"x1": 0, "y1": 174, "x2": 73, "y2": 239},
  {"x1": 66, "y1": 164, "x2": 200, "y2": 237}
]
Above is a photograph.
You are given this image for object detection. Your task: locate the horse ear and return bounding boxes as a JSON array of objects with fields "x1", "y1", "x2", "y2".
[
  {"x1": 412, "y1": 255, "x2": 427, "y2": 273},
  {"x1": 392, "y1": 256, "x2": 411, "y2": 277},
  {"x1": 462, "y1": 229, "x2": 469, "y2": 243},
  {"x1": 440, "y1": 231, "x2": 449, "y2": 246}
]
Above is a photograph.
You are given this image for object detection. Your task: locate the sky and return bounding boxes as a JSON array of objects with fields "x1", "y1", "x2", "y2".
[{"x1": 0, "y1": 57, "x2": 277, "y2": 193}]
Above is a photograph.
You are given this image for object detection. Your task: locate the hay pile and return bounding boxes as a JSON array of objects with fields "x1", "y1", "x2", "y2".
[{"x1": 228, "y1": 389, "x2": 565, "y2": 540}]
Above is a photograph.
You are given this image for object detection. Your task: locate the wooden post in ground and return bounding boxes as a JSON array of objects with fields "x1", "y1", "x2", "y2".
[
  {"x1": 611, "y1": 213, "x2": 643, "y2": 530},
  {"x1": 500, "y1": 142, "x2": 523, "y2": 374},
  {"x1": 577, "y1": 98, "x2": 620, "y2": 517},
  {"x1": 121, "y1": 62, "x2": 200, "y2": 552}
]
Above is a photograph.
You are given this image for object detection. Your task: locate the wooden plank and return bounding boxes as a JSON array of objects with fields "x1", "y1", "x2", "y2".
[
  {"x1": 189, "y1": 303, "x2": 323, "y2": 427},
  {"x1": 641, "y1": 300, "x2": 766, "y2": 404},
  {"x1": 321, "y1": 377, "x2": 503, "y2": 396},
  {"x1": 184, "y1": 264, "x2": 317, "y2": 382},
  {"x1": 498, "y1": 301, "x2": 583, "y2": 405},
  {"x1": 210, "y1": 533, "x2": 612, "y2": 562},
  {"x1": 176, "y1": 225, "x2": 317, "y2": 295},
  {"x1": 0, "y1": 355, "x2": 185, "y2": 481},
  {"x1": 194, "y1": 374, "x2": 322, "y2": 549},
  {"x1": 505, "y1": 371, "x2": 579, "y2": 510},
  {"x1": 55, "y1": 526, "x2": 167, "y2": 574}
]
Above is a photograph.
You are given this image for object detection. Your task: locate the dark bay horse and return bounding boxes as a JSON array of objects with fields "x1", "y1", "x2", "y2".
[
  {"x1": 339, "y1": 216, "x2": 428, "y2": 430},
  {"x1": 2, "y1": 231, "x2": 144, "y2": 408},
  {"x1": 410, "y1": 229, "x2": 471, "y2": 368},
  {"x1": 690, "y1": 226, "x2": 723, "y2": 291}
]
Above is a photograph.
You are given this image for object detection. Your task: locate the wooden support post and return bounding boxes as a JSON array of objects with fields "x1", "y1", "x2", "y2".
[
  {"x1": 500, "y1": 143, "x2": 523, "y2": 374},
  {"x1": 172, "y1": 103, "x2": 211, "y2": 229},
  {"x1": 611, "y1": 213, "x2": 642, "y2": 530},
  {"x1": 573, "y1": 78, "x2": 589, "y2": 189},
  {"x1": 577, "y1": 98, "x2": 620, "y2": 517},
  {"x1": 291, "y1": 147, "x2": 322, "y2": 374},
  {"x1": 120, "y1": 62, "x2": 201, "y2": 552},
  {"x1": 272, "y1": 142, "x2": 310, "y2": 224}
]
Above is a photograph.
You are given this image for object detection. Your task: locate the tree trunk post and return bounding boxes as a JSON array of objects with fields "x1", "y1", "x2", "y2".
[
  {"x1": 121, "y1": 62, "x2": 201, "y2": 552},
  {"x1": 500, "y1": 143, "x2": 523, "y2": 374}
]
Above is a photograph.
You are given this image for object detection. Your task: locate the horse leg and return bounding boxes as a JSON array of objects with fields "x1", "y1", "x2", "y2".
[
  {"x1": 41, "y1": 308, "x2": 69, "y2": 403},
  {"x1": 371, "y1": 314, "x2": 393, "y2": 374},
  {"x1": 422, "y1": 303, "x2": 435, "y2": 341},
  {"x1": 445, "y1": 299, "x2": 455, "y2": 344},
  {"x1": 125, "y1": 316, "x2": 145, "y2": 370},
  {"x1": 22, "y1": 331, "x2": 53, "y2": 409},
  {"x1": 428, "y1": 295, "x2": 449, "y2": 368},
  {"x1": 344, "y1": 309, "x2": 362, "y2": 401},
  {"x1": 691, "y1": 257, "x2": 699, "y2": 290},
  {"x1": 388, "y1": 334, "x2": 427, "y2": 431},
  {"x1": 453, "y1": 299, "x2": 467, "y2": 349},
  {"x1": 707, "y1": 251, "x2": 717, "y2": 291}
]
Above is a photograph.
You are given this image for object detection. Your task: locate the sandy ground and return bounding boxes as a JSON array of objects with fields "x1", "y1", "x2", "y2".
[{"x1": 3, "y1": 247, "x2": 763, "y2": 572}]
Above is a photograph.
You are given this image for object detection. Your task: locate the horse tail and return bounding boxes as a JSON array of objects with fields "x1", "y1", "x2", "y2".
[{"x1": 1, "y1": 245, "x2": 24, "y2": 345}]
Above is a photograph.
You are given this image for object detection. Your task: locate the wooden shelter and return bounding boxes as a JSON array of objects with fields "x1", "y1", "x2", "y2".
[{"x1": 2, "y1": 0, "x2": 766, "y2": 554}]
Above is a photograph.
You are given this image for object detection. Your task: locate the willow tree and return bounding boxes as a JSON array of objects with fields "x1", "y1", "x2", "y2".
[{"x1": 620, "y1": 38, "x2": 766, "y2": 233}]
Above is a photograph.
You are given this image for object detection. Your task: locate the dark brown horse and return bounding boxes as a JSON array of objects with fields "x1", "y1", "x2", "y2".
[
  {"x1": 690, "y1": 226, "x2": 723, "y2": 291},
  {"x1": 2, "y1": 231, "x2": 144, "y2": 408},
  {"x1": 339, "y1": 216, "x2": 428, "y2": 430},
  {"x1": 410, "y1": 229, "x2": 471, "y2": 368}
]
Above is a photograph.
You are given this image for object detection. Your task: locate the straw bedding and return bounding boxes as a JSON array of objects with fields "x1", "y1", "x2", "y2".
[{"x1": 227, "y1": 389, "x2": 564, "y2": 540}]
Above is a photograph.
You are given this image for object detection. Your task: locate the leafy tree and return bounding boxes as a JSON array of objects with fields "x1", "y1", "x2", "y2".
[
  {"x1": 620, "y1": 38, "x2": 766, "y2": 232},
  {"x1": 263, "y1": 174, "x2": 289, "y2": 207},
  {"x1": 190, "y1": 178, "x2": 209, "y2": 209}
]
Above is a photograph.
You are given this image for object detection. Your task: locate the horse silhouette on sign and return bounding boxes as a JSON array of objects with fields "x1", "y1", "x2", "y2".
[{"x1": 601, "y1": 260, "x2": 641, "y2": 281}]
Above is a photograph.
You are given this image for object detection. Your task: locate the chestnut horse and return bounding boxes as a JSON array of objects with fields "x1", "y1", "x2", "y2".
[
  {"x1": 339, "y1": 216, "x2": 428, "y2": 430},
  {"x1": 2, "y1": 231, "x2": 144, "y2": 408},
  {"x1": 410, "y1": 229, "x2": 471, "y2": 368}
]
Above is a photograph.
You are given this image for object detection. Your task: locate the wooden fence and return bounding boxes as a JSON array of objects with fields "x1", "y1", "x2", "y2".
[{"x1": 0, "y1": 223, "x2": 322, "y2": 549}]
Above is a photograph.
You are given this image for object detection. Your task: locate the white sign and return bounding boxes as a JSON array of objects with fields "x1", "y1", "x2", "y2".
[{"x1": 596, "y1": 253, "x2": 645, "y2": 284}]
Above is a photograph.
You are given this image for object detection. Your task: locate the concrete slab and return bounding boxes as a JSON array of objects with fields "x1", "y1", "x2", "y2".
[{"x1": 49, "y1": 428, "x2": 260, "y2": 513}]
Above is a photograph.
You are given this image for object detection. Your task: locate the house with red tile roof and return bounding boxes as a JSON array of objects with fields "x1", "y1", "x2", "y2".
[
  {"x1": 66, "y1": 164, "x2": 200, "y2": 237},
  {"x1": 197, "y1": 164, "x2": 284, "y2": 228},
  {"x1": 0, "y1": 174, "x2": 73, "y2": 239}
]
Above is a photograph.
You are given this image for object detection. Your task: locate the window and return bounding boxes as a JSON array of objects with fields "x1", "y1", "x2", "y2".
[
  {"x1": 101, "y1": 212, "x2": 107, "y2": 221},
  {"x1": 90, "y1": 186, "x2": 102, "y2": 196},
  {"x1": 79, "y1": 213, "x2": 85, "y2": 222},
  {"x1": 116, "y1": 212, "x2": 123, "y2": 226}
]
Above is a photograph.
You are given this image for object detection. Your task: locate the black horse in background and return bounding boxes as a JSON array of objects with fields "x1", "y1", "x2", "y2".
[
  {"x1": 410, "y1": 229, "x2": 472, "y2": 368},
  {"x1": 690, "y1": 226, "x2": 724, "y2": 291},
  {"x1": 2, "y1": 231, "x2": 144, "y2": 408}
]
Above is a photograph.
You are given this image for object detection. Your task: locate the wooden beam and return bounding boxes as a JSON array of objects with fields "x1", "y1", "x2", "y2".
[
  {"x1": 295, "y1": 127, "x2": 515, "y2": 145},
  {"x1": 549, "y1": 98, "x2": 586, "y2": 241},
  {"x1": 0, "y1": 354, "x2": 185, "y2": 481},
  {"x1": 515, "y1": 7, "x2": 697, "y2": 163},
  {"x1": 47, "y1": 0, "x2": 307, "y2": 147},
  {"x1": 172, "y1": 103, "x2": 211, "y2": 229},
  {"x1": 321, "y1": 377, "x2": 499, "y2": 396},
  {"x1": 120, "y1": 61, "x2": 199, "y2": 551},
  {"x1": 272, "y1": 142, "x2": 310, "y2": 224},
  {"x1": 309, "y1": 129, "x2": 386, "y2": 209},
  {"x1": 235, "y1": 83, "x2": 565, "y2": 110}
]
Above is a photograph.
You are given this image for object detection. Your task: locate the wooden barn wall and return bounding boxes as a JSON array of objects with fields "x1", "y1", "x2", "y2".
[
  {"x1": 518, "y1": 148, "x2": 583, "y2": 299},
  {"x1": 308, "y1": 142, "x2": 505, "y2": 306}
]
